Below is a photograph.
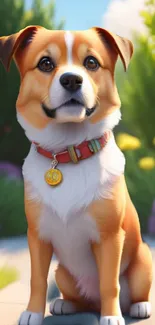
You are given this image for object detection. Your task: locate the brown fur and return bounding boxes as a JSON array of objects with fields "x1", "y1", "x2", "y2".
[{"x1": 0, "y1": 26, "x2": 152, "y2": 322}]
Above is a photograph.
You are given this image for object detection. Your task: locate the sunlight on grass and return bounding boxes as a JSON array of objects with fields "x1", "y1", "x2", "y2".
[{"x1": 0, "y1": 266, "x2": 19, "y2": 290}]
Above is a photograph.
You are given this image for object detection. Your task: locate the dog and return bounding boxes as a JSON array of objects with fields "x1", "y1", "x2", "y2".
[{"x1": 0, "y1": 26, "x2": 153, "y2": 325}]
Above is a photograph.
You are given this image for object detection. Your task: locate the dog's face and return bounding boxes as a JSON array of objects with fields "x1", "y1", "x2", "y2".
[{"x1": 0, "y1": 26, "x2": 133, "y2": 129}]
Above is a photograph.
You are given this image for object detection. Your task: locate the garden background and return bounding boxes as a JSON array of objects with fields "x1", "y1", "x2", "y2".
[{"x1": 0, "y1": 0, "x2": 155, "y2": 239}]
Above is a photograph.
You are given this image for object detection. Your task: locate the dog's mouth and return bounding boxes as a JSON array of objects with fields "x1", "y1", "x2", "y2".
[{"x1": 42, "y1": 99, "x2": 96, "y2": 119}]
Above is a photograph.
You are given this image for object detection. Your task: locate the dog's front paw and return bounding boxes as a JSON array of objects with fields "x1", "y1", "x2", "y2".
[
  {"x1": 129, "y1": 302, "x2": 151, "y2": 318},
  {"x1": 49, "y1": 298, "x2": 78, "y2": 315},
  {"x1": 18, "y1": 311, "x2": 43, "y2": 325},
  {"x1": 100, "y1": 316, "x2": 125, "y2": 325}
]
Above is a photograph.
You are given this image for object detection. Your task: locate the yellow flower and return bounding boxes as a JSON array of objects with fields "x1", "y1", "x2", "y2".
[
  {"x1": 138, "y1": 157, "x2": 155, "y2": 170},
  {"x1": 116, "y1": 133, "x2": 141, "y2": 151},
  {"x1": 153, "y1": 137, "x2": 155, "y2": 145}
]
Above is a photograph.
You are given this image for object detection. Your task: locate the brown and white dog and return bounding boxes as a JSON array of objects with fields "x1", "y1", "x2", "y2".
[{"x1": 0, "y1": 26, "x2": 153, "y2": 325}]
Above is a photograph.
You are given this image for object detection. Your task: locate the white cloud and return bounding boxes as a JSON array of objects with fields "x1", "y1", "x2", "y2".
[{"x1": 103, "y1": 0, "x2": 147, "y2": 39}]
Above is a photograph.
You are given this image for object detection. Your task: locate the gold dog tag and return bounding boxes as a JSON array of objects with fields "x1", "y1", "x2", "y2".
[{"x1": 45, "y1": 157, "x2": 63, "y2": 186}]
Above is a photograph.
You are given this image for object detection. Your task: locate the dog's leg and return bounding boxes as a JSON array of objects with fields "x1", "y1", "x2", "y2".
[
  {"x1": 19, "y1": 229, "x2": 53, "y2": 325},
  {"x1": 18, "y1": 184, "x2": 53, "y2": 325},
  {"x1": 50, "y1": 264, "x2": 95, "y2": 315},
  {"x1": 127, "y1": 242, "x2": 152, "y2": 319},
  {"x1": 90, "y1": 176, "x2": 127, "y2": 325},
  {"x1": 123, "y1": 180, "x2": 153, "y2": 318},
  {"x1": 92, "y1": 228, "x2": 125, "y2": 325}
]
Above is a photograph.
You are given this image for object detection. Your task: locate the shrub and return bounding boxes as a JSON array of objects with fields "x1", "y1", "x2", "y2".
[
  {"x1": 116, "y1": 133, "x2": 155, "y2": 233},
  {"x1": 0, "y1": 176, "x2": 26, "y2": 238},
  {"x1": 0, "y1": 0, "x2": 64, "y2": 166}
]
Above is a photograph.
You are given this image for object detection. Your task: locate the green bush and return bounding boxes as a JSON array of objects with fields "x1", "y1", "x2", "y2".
[
  {"x1": 0, "y1": 176, "x2": 27, "y2": 238},
  {"x1": 114, "y1": 0, "x2": 155, "y2": 233},
  {"x1": 124, "y1": 147, "x2": 155, "y2": 233},
  {"x1": 0, "y1": 0, "x2": 64, "y2": 166},
  {"x1": 115, "y1": 1, "x2": 155, "y2": 150}
]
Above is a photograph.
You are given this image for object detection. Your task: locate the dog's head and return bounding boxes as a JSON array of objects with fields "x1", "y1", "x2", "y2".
[{"x1": 0, "y1": 25, "x2": 133, "y2": 128}]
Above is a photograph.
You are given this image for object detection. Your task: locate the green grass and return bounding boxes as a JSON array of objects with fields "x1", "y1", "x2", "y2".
[{"x1": 0, "y1": 266, "x2": 19, "y2": 290}]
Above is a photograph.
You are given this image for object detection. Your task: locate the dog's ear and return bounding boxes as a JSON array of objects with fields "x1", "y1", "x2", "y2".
[
  {"x1": 0, "y1": 25, "x2": 42, "y2": 71},
  {"x1": 93, "y1": 27, "x2": 134, "y2": 71}
]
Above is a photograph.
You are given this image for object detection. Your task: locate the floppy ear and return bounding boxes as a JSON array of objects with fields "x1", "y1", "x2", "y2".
[
  {"x1": 0, "y1": 25, "x2": 41, "y2": 71},
  {"x1": 93, "y1": 27, "x2": 134, "y2": 71}
]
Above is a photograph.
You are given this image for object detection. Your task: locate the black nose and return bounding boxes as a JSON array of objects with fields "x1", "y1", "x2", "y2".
[{"x1": 60, "y1": 73, "x2": 83, "y2": 91}]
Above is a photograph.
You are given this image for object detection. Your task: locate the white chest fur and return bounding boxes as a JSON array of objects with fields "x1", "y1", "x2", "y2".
[
  {"x1": 23, "y1": 136, "x2": 125, "y2": 268},
  {"x1": 21, "y1": 110, "x2": 125, "y2": 300},
  {"x1": 23, "y1": 134, "x2": 125, "y2": 221}
]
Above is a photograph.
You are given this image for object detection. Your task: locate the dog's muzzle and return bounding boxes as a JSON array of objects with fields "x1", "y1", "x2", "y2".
[
  {"x1": 60, "y1": 72, "x2": 83, "y2": 92},
  {"x1": 42, "y1": 72, "x2": 97, "y2": 120},
  {"x1": 42, "y1": 99, "x2": 96, "y2": 119}
]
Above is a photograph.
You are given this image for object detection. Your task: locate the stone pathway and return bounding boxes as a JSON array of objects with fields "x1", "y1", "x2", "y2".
[
  {"x1": 0, "y1": 235, "x2": 154, "y2": 325},
  {"x1": 0, "y1": 236, "x2": 58, "y2": 325}
]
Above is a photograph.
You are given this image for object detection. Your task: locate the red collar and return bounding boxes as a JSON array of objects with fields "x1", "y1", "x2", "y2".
[{"x1": 33, "y1": 130, "x2": 111, "y2": 164}]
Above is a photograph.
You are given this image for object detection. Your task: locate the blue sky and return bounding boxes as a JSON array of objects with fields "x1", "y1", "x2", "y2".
[{"x1": 26, "y1": 0, "x2": 111, "y2": 30}]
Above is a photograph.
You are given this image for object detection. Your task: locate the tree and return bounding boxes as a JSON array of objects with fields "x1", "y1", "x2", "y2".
[
  {"x1": 0, "y1": 0, "x2": 64, "y2": 165},
  {"x1": 116, "y1": 0, "x2": 155, "y2": 149},
  {"x1": 141, "y1": 0, "x2": 155, "y2": 35},
  {"x1": 22, "y1": 0, "x2": 64, "y2": 30}
]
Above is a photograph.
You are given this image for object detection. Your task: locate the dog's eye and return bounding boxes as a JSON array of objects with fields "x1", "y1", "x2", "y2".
[
  {"x1": 83, "y1": 56, "x2": 100, "y2": 71},
  {"x1": 37, "y1": 57, "x2": 55, "y2": 72}
]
